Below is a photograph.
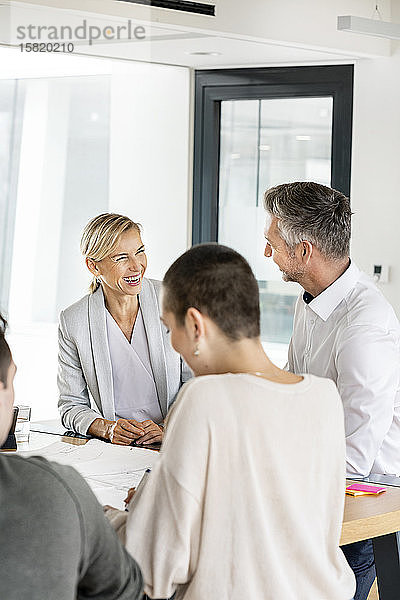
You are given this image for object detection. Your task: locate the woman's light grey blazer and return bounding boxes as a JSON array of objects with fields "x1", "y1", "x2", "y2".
[{"x1": 58, "y1": 278, "x2": 192, "y2": 435}]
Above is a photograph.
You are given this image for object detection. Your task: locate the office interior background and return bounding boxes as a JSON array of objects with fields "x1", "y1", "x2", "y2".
[{"x1": 0, "y1": 0, "x2": 399, "y2": 420}]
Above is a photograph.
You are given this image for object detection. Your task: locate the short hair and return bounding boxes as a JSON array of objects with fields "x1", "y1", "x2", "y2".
[
  {"x1": 0, "y1": 314, "x2": 12, "y2": 387},
  {"x1": 263, "y1": 182, "x2": 351, "y2": 260},
  {"x1": 80, "y1": 213, "x2": 142, "y2": 294},
  {"x1": 163, "y1": 244, "x2": 260, "y2": 341}
]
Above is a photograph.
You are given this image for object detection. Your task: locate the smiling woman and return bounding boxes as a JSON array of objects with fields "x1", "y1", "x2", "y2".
[{"x1": 57, "y1": 213, "x2": 191, "y2": 445}]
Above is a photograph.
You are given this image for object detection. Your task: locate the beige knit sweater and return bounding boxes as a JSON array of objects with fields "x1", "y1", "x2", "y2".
[{"x1": 125, "y1": 373, "x2": 356, "y2": 600}]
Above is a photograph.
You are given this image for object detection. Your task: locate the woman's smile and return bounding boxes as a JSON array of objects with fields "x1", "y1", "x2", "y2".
[{"x1": 123, "y1": 274, "x2": 142, "y2": 287}]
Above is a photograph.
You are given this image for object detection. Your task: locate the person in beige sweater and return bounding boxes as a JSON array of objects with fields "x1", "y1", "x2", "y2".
[{"x1": 108, "y1": 243, "x2": 355, "y2": 600}]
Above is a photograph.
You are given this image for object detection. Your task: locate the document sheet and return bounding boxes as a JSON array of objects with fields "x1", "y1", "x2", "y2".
[{"x1": 19, "y1": 439, "x2": 159, "y2": 509}]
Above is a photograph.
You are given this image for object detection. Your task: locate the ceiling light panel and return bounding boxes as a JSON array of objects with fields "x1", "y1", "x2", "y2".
[{"x1": 337, "y1": 15, "x2": 400, "y2": 41}]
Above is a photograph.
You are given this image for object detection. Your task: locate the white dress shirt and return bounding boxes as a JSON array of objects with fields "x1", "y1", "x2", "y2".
[
  {"x1": 288, "y1": 261, "x2": 400, "y2": 477},
  {"x1": 106, "y1": 308, "x2": 162, "y2": 423}
]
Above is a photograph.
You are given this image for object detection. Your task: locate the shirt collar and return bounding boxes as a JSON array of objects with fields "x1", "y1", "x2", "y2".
[{"x1": 304, "y1": 260, "x2": 360, "y2": 321}]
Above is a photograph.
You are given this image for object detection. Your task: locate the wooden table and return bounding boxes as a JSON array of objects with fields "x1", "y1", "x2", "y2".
[{"x1": 341, "y1": 479, "x2": 400, "y2": 600}]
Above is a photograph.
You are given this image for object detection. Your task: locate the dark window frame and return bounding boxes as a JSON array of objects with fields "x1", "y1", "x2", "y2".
[{"x1": 192, "y1": 65, "x2": 354, "y2": 244}]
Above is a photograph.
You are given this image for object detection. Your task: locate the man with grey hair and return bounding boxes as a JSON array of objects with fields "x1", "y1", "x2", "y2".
[{"x1": 263, "y1": 181, "x2": 400, "y2": 600}]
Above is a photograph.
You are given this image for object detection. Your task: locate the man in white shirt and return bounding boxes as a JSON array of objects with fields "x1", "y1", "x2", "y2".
[{"x1": 263, "y1": 181, "x2": 400, "y2": 600}]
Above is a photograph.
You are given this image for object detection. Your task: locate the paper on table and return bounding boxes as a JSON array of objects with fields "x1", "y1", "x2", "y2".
[
  {"x1": 87, "y1": 470, "x2": 147, "y2": 490},
  {"x1": 86, "y1": 470, "x2": 148, "y2": 510},
  {"x1": 90, "y1": 486, "x2": 127, "y2": 510},
  {"x1": 18, "y1": 439, "x2": 159, "y2": 508},
  {"x1": 19, "y1": 438, "x2": 159, "y2": 476},
  {"x1": 18, "y1": 439, "x2": 103, "y2": 462}
]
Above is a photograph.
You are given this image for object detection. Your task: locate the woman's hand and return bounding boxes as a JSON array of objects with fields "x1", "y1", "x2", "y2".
[
  {"x1": 103, "y1": 505, "x2": 128, "y2": 543},
  {"x1": 124, "y1": 487, "x2": 136, "y2": 506},
  {"x1": 134, "y1": 420, "x2": 164, "y2": 446},
  {"x1": 109, "y1": 418, "x2": 146, "y2": 445},
  {"x1": 88, "y1": 417, "x2": 162, "y2": 445}
]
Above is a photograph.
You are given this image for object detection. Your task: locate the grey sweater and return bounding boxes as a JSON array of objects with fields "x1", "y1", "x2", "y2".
[{"x1": 0, "y1": 454, "x2": 143, "y2": 600}]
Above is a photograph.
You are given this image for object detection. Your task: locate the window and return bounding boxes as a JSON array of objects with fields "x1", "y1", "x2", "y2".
[{"x1": 193, "y1": 65, "x2": 353, "y2": 364}]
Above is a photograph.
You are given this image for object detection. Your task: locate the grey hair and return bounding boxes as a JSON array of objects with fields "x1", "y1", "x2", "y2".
[{"x1": 263, "y1": 181, "x2": 352, "y2": 260}]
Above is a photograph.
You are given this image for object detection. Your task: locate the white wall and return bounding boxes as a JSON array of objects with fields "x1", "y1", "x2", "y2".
[
  {"x1": 351, "y1": 44, "x2": 400, "y2": 314},
  {"x1": 108, "y1": 61, "x2": 191, "y2": 280}
]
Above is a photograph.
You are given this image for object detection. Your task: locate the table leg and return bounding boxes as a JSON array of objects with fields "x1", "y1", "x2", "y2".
[{"x1": 372, "y1": 532, "x2": 400, "y2": 600}]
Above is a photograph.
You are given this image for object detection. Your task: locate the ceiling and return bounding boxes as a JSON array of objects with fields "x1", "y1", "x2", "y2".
[
  {"x1": 0, "y1": 1, "x2": 361, "y2": 72},
  {"x1": 72, "y1": 32, "x2": 358, "y2": 69}
]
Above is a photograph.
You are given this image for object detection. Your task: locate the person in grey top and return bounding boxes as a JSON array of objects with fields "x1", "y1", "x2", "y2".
[{"x1": 0, "y1": 314, "x2": 143, "y2": 600}]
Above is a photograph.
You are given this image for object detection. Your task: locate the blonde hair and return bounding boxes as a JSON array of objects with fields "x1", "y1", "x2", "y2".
[{"x1": 81, "y1": 213, "x2": 141, "y2": 294}]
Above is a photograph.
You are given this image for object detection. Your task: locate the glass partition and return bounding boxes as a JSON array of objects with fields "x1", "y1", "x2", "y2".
[
  {"x1": 1, "y1": 59, "x2": 190, "y2": 420},
  {"x1": 218, "y1": 96, "x2": 333, "y2": 364},
  {"x1": 0, "y1": 79, "x2": 22, "y2": 312},
  {"x1": 4, "y1": 76, "x2": 110, "y2": 420}
]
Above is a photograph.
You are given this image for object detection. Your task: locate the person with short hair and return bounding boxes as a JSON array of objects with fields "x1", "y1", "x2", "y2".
[
  {"x1": 108, "y1": 244, "x2": 355, "y2": 600},
  {"x1": 263, "y1": 180, "x2": 400, "y2": 600},
  {"x1": 0, "y1": 314, "x2": 143, "y2": 600},
  {"x1": 58, "y1": 213, "x2": 191, "y2": 445}
]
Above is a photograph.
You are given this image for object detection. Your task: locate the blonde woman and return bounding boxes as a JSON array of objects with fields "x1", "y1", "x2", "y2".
[{"x1": 58, "y1": 213, "x2": 191, "y2": 445}]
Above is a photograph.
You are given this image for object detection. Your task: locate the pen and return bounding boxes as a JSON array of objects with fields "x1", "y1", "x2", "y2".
[{"x1": 124, "y1": 468, "x2": 152, "y2": 510}]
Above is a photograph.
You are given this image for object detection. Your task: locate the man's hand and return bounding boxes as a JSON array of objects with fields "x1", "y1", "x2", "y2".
[
  {"x1": 110, "y1": 418, "x2": 145, "y2": 445},
  {"x1": 134, "y1": 420, "x2": 164, "y2": 446}
]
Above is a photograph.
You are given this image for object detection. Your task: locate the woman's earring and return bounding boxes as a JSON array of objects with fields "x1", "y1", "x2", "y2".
[{"x1": 193, "y1": 345, "x2": 200, "y2": 357}]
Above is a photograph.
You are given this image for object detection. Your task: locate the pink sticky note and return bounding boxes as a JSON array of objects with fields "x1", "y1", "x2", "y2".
[{"x1": 346, "y1": 483, "x2": 386, "y2": 496}]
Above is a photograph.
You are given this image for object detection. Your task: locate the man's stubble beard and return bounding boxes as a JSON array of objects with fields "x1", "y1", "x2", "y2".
[{"x1": 281, "y1": 257, "x2": 306, "y2": 284}]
